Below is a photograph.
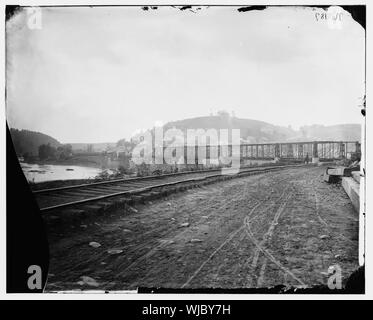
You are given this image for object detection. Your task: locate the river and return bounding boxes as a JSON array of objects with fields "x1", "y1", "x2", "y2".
[{"x1": 20, "y1": 162, "x2": 109, "y2": 183}]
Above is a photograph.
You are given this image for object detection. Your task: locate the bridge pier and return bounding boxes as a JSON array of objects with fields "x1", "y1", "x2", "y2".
[
  {"x1": 275, "y1": 144, "x2": 280, "y2": 158},
  {"x1": 312, "y1": 142, "x2": 319, "y2": 163}
]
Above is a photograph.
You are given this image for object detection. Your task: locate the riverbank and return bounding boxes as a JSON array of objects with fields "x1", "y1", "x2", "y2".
[
  {"x1": 27, "y1": 161, "x2": 304, "y2": 190},
  {"x1": 21, "y1": 162, "x2": 120, "y2": 185},
  {"x1": 22, "y1": 157, "x2": 103, "y2": 169}
]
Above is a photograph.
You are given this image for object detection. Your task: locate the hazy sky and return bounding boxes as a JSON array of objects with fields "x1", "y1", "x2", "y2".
[{"x1": 6, "y1": 6, "x2": 365, "y2": 143}]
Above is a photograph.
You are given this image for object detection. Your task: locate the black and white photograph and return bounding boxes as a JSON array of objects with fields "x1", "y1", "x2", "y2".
[{"x1": 3, "y1": 3, "x2": 367, "y2": 296}]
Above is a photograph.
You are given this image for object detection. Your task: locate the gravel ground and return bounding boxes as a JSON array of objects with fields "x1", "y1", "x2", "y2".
[{"x1": 45, "y1": 166, "x2": 359, "y2": 291}]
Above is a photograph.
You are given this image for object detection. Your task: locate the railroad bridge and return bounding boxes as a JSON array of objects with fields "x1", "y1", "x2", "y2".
[
  {"x1": 153, "y1": 141, "x2": 361, "y2": 163},
  {"x1": 237, "y1": 140, "x2": 361, "y2": 162}
]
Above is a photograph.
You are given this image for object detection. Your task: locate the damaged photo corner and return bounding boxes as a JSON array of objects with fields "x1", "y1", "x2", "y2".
[{"x1": 3, "y1": 2, "x2": 367, "y2": 299}]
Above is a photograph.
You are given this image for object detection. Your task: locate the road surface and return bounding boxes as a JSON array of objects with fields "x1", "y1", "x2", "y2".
[{"x1": 45, "y1": 166, "x2": 359, "y2": 291}]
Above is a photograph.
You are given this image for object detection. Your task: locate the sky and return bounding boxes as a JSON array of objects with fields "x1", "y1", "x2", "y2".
[{"x1": 6, "y1": 6, "x2": 365, "y2": 143}]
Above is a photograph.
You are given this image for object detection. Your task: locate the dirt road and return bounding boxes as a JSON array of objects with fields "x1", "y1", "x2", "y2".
[{"x1": 45, "y1": 166, "x2": 359, "y2": 291}]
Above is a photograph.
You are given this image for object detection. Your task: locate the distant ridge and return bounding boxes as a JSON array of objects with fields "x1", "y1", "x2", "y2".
[
  {"x1": 9, "y1": 128, "x2": 61, "y2": 157},
  {"x1": 69, "y1": 142, "x2": 116, "y2": 153},
  {"x1": 9, "y1": 116, "x2": 361, "y2": 158},
  {"x1": 162, "y1": 115, "x2": 293, "y2": 143},
  {"x1": 161, "y1": 115, "x2": 361, "y2": 143},
  {"x1": 297, "y1": 124, "x2": 361, "y2": 142}
]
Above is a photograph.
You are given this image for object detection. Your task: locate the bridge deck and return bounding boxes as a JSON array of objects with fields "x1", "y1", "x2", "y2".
[{"x1": 150, "y1": 141, "x2": 360, "y2": 162}]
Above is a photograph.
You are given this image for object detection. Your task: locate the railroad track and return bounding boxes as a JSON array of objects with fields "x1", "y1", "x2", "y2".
[{"x1": 34, "y1": 164, "x2": 306, "y2": 215}]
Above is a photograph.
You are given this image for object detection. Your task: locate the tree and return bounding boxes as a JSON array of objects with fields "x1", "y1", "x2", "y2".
[
  {"x1": 56, "y1": 144, "x2": 73, "y2": 160},
  {"x1": 116, "y1": 138, "x2": 136, "y2": 151},
  {"x1": 38, "y1": 143, "x2": 56, "y2": 160}
]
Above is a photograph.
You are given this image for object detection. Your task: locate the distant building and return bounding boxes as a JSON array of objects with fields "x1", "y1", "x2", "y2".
[{"x1": 106, "y1": 145, "x2": 131, "y2": 160}]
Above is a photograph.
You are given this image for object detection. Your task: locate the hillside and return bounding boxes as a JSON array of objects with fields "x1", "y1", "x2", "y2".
[
  {"x1": 160, "y1": 115, "x2": 361, "y2": 143},
  {"x1": 298, "y1": 124, "x2": 361, "y2": 142},
  {"x1": 9, "y1": 128, "x2": 61, "y2": 157},
  {"x1": 162, "y1": 115, "x2": 295, "y2": 143}
]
